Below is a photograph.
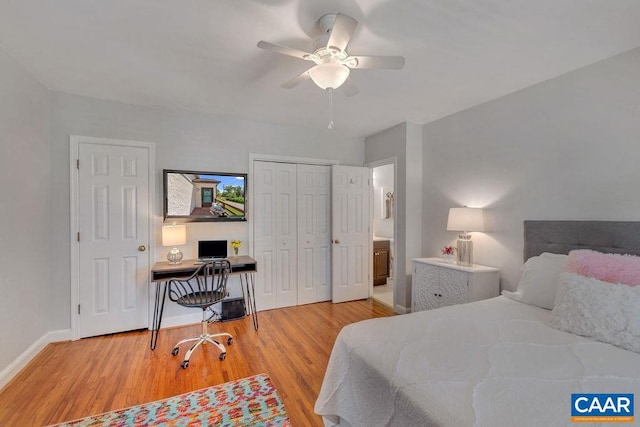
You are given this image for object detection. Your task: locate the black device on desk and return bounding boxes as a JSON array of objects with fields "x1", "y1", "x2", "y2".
[{"x1": 198, "y1": 240, "x2": 227, "y2": 260}]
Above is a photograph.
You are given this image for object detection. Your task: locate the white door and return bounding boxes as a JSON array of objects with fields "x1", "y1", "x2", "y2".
[
  {"x1": 331, "y1": 165, "x2": 371, "y2": 303},
  {"x1": 297, "y1": 164, "x2": 331, "y2": 305},
  {"x1": 77, "y1": 141, "x2": 151, "y2": 338},
  {"x1": 253, "y1": 161, "x2": 297, "y2": 310}
]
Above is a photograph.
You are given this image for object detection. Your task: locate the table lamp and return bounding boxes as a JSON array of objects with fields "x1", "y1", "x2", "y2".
[
  {"x1": 162, "y1": 223, "x2": 186, "y2": 264},
  {"x1": 446, "y1": 207, "x2": 485, "y2": 266}
]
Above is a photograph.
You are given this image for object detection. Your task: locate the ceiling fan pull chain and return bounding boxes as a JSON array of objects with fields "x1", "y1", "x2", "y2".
[{"x1": 328, "y1": 88, "x2": 334, "y2": 129}]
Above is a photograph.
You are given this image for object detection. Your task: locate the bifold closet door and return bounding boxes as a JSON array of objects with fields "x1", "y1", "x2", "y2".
[
  {"x1": 297, "y1": 164, "x2": 331, "y2": 305},
  {"x1": 253, "y1": 161, "x2": 297, "y2": 311}
]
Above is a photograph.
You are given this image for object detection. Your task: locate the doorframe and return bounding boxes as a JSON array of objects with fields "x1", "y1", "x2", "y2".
[
  {"x1": 365, "y1": 157, "x2": 398, "y2": 309},
  {"x1": 69, "y1": 135, "x2": 156, "y2": 340}
]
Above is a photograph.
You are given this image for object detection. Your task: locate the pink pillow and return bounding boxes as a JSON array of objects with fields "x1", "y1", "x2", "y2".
[{"x1": 566, "y1": 249, "x2": 640, "y2": 286}]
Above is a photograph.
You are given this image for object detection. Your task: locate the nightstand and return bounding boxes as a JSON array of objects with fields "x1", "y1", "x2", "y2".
[{"x1": 411, "y1": 258, "x2": 500, "y2": 312}]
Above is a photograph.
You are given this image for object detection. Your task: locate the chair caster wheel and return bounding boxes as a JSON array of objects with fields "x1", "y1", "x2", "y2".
[
  {"x1": 171, "y1": 347, "x2": 179, "y2": 356},
  {"x1": 219, "y1": 352, "x2": 226, "y2": 361},
  {"x1": 227, "y1": 337, "x2": 233, "y2": 345},
  {"x1": 181, "y1": 360, "x2": 189, "y2": 369}
]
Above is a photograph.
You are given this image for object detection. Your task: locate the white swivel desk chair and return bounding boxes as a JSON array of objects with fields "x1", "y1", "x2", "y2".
[{"x1": 167, "y1": 259, "x2": 233, "y2": 368}]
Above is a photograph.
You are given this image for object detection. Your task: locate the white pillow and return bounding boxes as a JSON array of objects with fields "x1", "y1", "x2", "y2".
[
  {"x1": 502, "y1": 252, "x2": 568, "y2": 310},
  {"x1": 548, "y1": 272, "x2": 640, "y2": 353}
]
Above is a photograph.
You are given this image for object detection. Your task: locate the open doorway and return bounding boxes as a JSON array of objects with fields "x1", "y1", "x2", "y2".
[{"x1": 370, "y1": 162, "x2": 395, "y2": 308}]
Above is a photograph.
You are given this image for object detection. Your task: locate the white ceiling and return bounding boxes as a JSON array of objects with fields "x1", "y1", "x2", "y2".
[{"x1": 1, "y1": 0, "x2": 640, "y2": 138}]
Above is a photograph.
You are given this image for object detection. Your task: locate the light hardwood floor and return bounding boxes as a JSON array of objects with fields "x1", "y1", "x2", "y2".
[{"x1": 0, "y1": 299, "x2": 394, "y2": 426}]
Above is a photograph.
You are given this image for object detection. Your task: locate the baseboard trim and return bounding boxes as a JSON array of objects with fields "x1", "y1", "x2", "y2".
[
  {"x1": 158, "y1": 313, "x2": 202, "y2": 329},
  {"x1": 394, "y1": 304, "x2": 409, "y2": 314},
  {"x1": 48, "y1": 329, "x2": 72, "y2": 343},
  {"x1": 0, "y1": 329, "x2": 71, "y2": 390}
]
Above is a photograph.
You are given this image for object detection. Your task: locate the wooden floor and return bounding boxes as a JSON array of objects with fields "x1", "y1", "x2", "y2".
[{"x1": 0, "y1": 299, "x2": 394, "y2": 426}]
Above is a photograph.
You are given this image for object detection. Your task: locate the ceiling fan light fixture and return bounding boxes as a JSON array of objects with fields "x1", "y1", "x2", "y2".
[{"x1": 309, "y1": 63, "x2": 350, "y2": 90}]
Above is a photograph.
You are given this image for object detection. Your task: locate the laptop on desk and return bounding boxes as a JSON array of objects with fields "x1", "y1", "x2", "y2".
[{"x1": 197, "y1": 240, "x2": 227, "y2": 261}]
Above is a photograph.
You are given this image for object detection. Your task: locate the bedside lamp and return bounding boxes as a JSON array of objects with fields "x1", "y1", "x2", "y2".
[
  {"x1": 162, "y1": 223, "x2": 186, "y2": 264},
  {"x1": 446, "y1": 207, "x2": 485, "y2": 267}
]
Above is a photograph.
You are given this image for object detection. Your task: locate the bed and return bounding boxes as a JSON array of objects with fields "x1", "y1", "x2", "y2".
[{"x1": 315, "y1": 221, "x2": 640, "y2": 426}]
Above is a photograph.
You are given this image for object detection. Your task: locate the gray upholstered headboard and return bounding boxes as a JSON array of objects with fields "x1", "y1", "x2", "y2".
[{"x1": 524, "y1": 220, "x2": 640, "y2": 261}]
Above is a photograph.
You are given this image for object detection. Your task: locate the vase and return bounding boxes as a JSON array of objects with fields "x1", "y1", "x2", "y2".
[{"x1": 234, "y1": 248, "x2": 239, "y2": 256}]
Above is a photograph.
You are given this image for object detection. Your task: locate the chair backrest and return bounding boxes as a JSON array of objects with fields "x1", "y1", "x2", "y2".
[{"x1": 167, "y1": 259, "x2": 231, "y2": 307}]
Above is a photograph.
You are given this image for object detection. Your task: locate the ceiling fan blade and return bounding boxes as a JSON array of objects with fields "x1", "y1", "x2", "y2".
[
  {"x1": 257, "y1": 41, "x2": 313, "y2": 60},
  {"x1": 340, "y1": 77, "x2": 359, "y2": 97},
  {"x1": 326, "y1": 13, "x2": 358, "y2": 52},
  {"x1": 348, "y1": 55, "x2": 405, "y2": 69},
  {"x1": 282, "y1": 68, "x2": 312, "y2": 89}
]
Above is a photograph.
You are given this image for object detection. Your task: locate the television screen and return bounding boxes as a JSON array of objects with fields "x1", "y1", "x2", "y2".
[{"x1": 163, "y1": 170, "x2": 247, "y2": 222}]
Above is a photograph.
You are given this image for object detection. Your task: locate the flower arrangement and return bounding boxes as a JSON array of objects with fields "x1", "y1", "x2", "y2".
[
  {"x1": 441, "y1": 245, "x2": 456, "y2": 256},
  {"x1": 231, "y1": 239, "x2": 242, "y2": 256}
]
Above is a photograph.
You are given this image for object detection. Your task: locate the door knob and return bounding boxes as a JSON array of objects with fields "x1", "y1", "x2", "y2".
[
  {"x1": 333, "y1": 239, "x2": 341, "y2": 244},
  {"x1": 138, "y1": 245, "x2": 146, "y2": 252}
]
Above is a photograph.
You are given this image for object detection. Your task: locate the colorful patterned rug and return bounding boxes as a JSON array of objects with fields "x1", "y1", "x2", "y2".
[{"x1": 49, "y1": 374, "x2": 290, "y2": 426}]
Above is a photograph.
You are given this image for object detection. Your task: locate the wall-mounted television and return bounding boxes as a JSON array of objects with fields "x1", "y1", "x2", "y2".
[{"x1": 163, "y1": 169, "x2": 247, "y2": 222}]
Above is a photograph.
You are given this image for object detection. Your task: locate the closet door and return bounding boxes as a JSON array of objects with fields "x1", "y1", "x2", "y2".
[
  {"x1": 253, "y1": 161, "x2": 297, "y2": 311},
  {"x1": 297, "y1": 164, "x2": 331, "y2": 305}
]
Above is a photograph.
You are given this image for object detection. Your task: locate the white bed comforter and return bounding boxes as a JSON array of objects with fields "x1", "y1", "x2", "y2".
[{"x1": 314, "y1": 297, "x2": 640, "y2": 427}]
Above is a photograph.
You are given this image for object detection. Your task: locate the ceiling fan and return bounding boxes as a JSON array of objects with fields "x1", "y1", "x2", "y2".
[{"x1": 257, "y1": 13, "x2": 405, "y2": 96}]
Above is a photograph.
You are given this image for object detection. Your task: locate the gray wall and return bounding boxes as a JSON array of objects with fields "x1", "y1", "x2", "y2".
[
  {"x1": 49, "y1": 92, "x2": 365, "y2": 328},
  {"x1": 422, "y1": 47, "x2": 640, "y2": 292},
  {"x1": 0, "y1": 47, "x2": 51, "y2": 370},
  {"x1": 365, "y1": 122, "x2": 423, "y2": 312}
]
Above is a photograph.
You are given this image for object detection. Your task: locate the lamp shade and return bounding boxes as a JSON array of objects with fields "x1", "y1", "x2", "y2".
[
  {"x1": 446, "y1": 207, "x2": 485, "y2": 232},
  {"x1": 162, "y1": 224, "x2": 186, "y2": 247},
  {"x1": 309, "y1": 63, "x2": 350, "y2": 90}
]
